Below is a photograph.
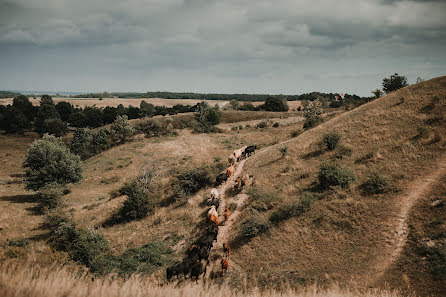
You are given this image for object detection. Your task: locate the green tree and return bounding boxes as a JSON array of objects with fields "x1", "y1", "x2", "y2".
[
  {"x1": 41, "y1": 118, "x2": 69, "y2": 137},
  {"x1": 229, "y1": 99, "x2": 240, "y2": 110},
  {"x1": 102, "y1": 106, "x2": 118, "y2": 124},
  {"x1": 0, "y1": 106, "x2": 31, "y2": 133},
  {"x1": 35, "y1": 96, "x2": 61, "y2": 134},
  {"x1": 71, "y1": 128, "x2": 94, "y2": 159},
  {"x1": 382, "y1": 73, "x2": 408, "y2": 94},
  {"x1": 55, "y1": 101, "x2": 74, "y2": 122},
  {"x1": 372, "y1": 89, "x2": 383, "y2": 99},
  {"x1": 13, "y1": 95, "x2": 34, "y2": 121},
  {"x1": 110, "y1": 115, "x2": 134, "y2": 143},
  {"x1": 140, "y1": 101, "x2": 155, "y2": 117},
  {"x1": 84, "y1": 107, "x2": 103, "y2": 128},
  {"x1": 23, "y1": 134, "x2": 83, "y2": 190},
  {"x1": 262, "y1": 97, "x2": 289, "y2": 112},
  {"x1": 68, "y1": 111, "x2": 88, "y2": 127},
  {"x1": 303, "y1": 99, "x2": 323, "y2": 128},
  {"x1": 194, "y1": 102, "x2": 221, "y2": 132}
]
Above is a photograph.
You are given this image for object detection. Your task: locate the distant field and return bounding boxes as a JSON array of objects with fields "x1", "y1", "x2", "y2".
[
  {"x1": 0, "y1": 97, "x2": 229, "y2": 108},
  {"x1": 0, "y1": 97, "x2": 302, "y2": 110}
]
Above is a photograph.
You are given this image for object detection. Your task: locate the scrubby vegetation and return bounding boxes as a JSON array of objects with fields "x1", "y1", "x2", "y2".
[
  {"x1": 46, "y1": 213, "x2": 172, "y2": 276},
  {"x1": 322, "y1": 132, "x2": 341, "y2": 151},
  {"x1": 247, "y1": 187, "x2": 281, "y2": 211},
  {"x1": 193, "y1": 101, "x2": 222, "y2": 133},
  {"x1": 35, "y1": 183, "x2": 65, "y2": 213},
  {"x1": 240, "y1": 213, "x2": 271, "y2": 239},
  {"x1": 361, "y1": 173, "x2": 392, "y2": 195},
  {"x1": 23, "y1": 134, "x2": 83, "y2": 190},
  {"x1": 269, "y1": 192, "x2": 316, "y2": 224},
  {"x1": 303, "y1": 100, "x2": 323, "y2": 129},
  {"x1": 318, "y1": 163, "x2": 356, "y2": 189}
]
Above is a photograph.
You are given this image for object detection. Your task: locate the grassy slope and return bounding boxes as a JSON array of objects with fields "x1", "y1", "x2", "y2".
[
  {"x1": 231, "y1": 77, "x2": 446, "y2": 292},
  {"x1": 0, "y1": 111, "x2": 305, "y2": 266}
]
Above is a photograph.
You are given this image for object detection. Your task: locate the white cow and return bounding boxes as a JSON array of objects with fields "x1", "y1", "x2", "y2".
[
  {"x1": 210, "y1": 188, "x2": 219, "y2": 200},
  {"x1": 207, "y1": 206, "x2": 218, "y2": 218}
]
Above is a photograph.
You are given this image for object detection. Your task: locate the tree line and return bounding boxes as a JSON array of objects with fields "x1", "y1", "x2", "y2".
[
  {"x1": 0, "y1": 95, "x2": 198, "y2": 134},
  {"x1": 70, "y1": 91, "x2": 371, "y2": 102}
]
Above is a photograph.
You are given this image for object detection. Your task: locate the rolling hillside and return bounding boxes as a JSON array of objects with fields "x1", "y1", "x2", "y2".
[
  {"x1": 0, "y1": 77, "x2": 444, "y2": 297},
  {"x1": 230, "y1": 77, "x2": 446, "y2": 296}
]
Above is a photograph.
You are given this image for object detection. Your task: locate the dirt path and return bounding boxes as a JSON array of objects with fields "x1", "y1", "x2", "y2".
[
  {"x1": 204, "y1": 158, "x2": 250, "y2": 281},
  {"x1": 368, "y1": 155, "x2": 446, "y2": 285}
]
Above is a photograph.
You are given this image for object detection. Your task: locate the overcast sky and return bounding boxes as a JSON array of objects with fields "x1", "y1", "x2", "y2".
[{"x1": 0, "y1": 0, "x2": 445, "y2": 96}]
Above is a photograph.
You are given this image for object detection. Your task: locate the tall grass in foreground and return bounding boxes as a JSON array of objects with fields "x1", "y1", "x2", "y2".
[{"x1": 0, "y1": 263, "x2": 405, "y2": 297}]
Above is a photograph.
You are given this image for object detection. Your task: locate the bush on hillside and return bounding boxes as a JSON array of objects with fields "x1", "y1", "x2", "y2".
[
  {"x1": 318, "y1": 163, "x2": 356, "y2": 189},
  {"x1": 175, "y1": 166, "x2": 215, "y2": 196},
  {"x1": 238, "y1": 102, "x2": 257, "y2": 111},
  {"x1": 135, "y1": 118, "x2": 176, "y2": 138},
  {"x1": 259, "y1": 97, "x2": 289, "y2": 112},
  {"x1": 256, "y1": 121, "x2": 267, "y2": 128},
  {"x1": 333, "y1": 145, "x2": 353, "y2": 159},
  {"x1": 247, "y1": 187, "x2": 281, "y2": 211},
  {"x1": 110, "y1": 115, "x2": 134, "y2": 143},
  {"x1": 36, "y1": 182, "x2": 65, "y2": 213},
  {"x1": 194, "y1": 102, "x2": 221, "y2": 133},
  {"x1": 0, "y1": 106, "x2": 31, "y2": 133},
  {"x1": 41, "y1": 118, "x2": 69, "y2": 137},
  {"x1": 269, "y1": 192, "x2": 316, "y2": 224},
  {"x1": 55, "y1": 101, "x2": 74, "y2": 122},
  {"x1": 291, "y1": 129, "x2": 302, "y2": 138},
  {"x1": 240, "y1": 214, "x2": 270, "y2": 239},
  {"x1": 361, "y1": 173, "x2": 392, "y2": 195},
  {"x1": 34, "y1": 97, "x2": 61, "y2": 133},
  {"x1": 114, "y1": 180, "x2": 154, "y2": 222},
  {"x1": 303, "y1": 100, "x2": 323, "y2": 129},
  {"x1": 322, "y1": 132, "x2": 341, "y2": 151},
  {"x1": 279, "y1": 146, "x2": 288, "y2": 158},
  {"x1": 382, "y1": 73, "x2": 408, "y2": 94},
  {"x1": 13, "y1": 95, "x2": 35, "y2": 122},
  {"x1": 23, "y1": 134, "x2": 82, "y2": 190},
  {"x1": 68, "y1": 111, "x2": 88, "y2": 127}
]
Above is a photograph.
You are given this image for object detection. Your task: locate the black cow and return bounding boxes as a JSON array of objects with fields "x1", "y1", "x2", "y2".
[
  {"x1": 242, "y1": 145, "x2": 258, "y2": 158},
  {"x1": 215, "y1": 173, "x2": 228, "y2": 186},
  {"x1": 166, "y1": 262, "x2": 182, "y2": 281},
  {"x1": 190, "y1": 259, "x2": 207, "y2": 283},
  {"x1": 186, "y1": 245, "x2": 200, "y2": 260},
  {"x1": 198, "y1": 245, "x2": 210, "y2": 262},
  {"x1": 207, "y1": 224, "x2": 218, "y2": 240},
  {"x1": 182, "y1": 258, "x2": 194, "y2": 279}
]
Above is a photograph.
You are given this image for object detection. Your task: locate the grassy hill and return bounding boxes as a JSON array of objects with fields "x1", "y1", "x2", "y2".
[
  {"x1": 0, "y1": 77, "x2": 444, "y2": 296},
  {"x1": 230, "y1": 77, "x2": 446, "y2": 295}
]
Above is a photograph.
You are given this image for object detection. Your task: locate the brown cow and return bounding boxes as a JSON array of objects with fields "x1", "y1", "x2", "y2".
[
  {"x1": 224, "y1": 208, "x2": 230, "y2": 223},
  {"x1": 223, "y1": 242, "x2": 230, "y2": 259},
  {"x1": 221, "y1": 258, "x2": 229, "y2": 276},
  {"x1": 209, "y1": 214, "x2": 219, "y2": 226},
  {"x1": 226, "y1": 165, "x2": 235, "y2": 178}
]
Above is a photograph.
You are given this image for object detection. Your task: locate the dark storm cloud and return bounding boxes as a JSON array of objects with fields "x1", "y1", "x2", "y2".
[{"x1": 0, "y1": 0, "x2": 445, "y2": 95}]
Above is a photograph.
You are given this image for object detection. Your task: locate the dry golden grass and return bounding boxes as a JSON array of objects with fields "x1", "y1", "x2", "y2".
[
  {"x1": 0, "y1": 262, "x2": 404, "y2": 297},
  {"x1": 231, "y1": 77, "x2": 446, "y2": 292},
  {"x1": 1, "y1": 77, "x2": 444, "y2": 296},
  {"x1": 382, "y1": 174, "x2": 446, "y2": 297}
]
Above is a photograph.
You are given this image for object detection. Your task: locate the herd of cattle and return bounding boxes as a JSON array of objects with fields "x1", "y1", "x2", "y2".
[{"x1": 166, "y1": 145, "x2": 258, "y2": 282}]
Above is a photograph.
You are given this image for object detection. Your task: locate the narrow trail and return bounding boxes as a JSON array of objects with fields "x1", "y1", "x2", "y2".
[
  {"x1": 204, "y1": 158, "x2": 250, "y2": 282},
  {"x1": 367, "y1": 155, "x2": 446, "y2": 286}
]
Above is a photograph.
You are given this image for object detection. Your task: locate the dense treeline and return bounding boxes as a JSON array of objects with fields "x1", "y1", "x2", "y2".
[
  {"x1": 0, "y1": 95, "x2": 198, "y2": 134},
  {"x1": 71, "y1": 91, "x2": 370, "y2": 102}
]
